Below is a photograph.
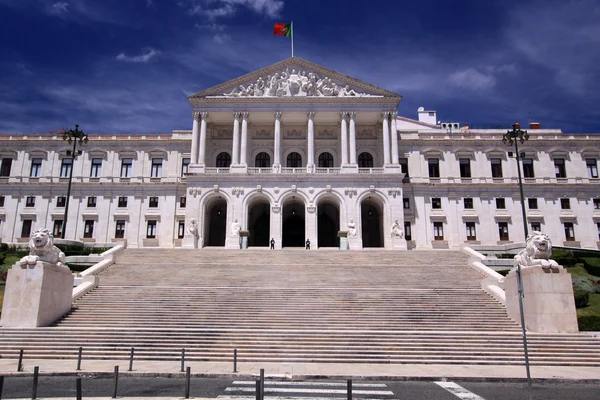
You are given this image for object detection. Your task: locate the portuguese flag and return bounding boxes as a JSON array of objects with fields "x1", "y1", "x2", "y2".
[{"x1": 274, "y1": 22, "x2": 292, "y2": 37}]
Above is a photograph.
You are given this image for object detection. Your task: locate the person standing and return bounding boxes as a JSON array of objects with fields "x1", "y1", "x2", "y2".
[
  {"x1": 305, "y1": 238, "x2": 310, "y2": 250},
  {"x1": 270, "y1": 238, "x2": 275, "y2": 249}
]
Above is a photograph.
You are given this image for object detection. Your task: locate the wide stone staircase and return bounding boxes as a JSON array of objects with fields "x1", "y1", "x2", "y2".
[{"x1": 0, "y1": 249, "x2": 599, "y2": 366}]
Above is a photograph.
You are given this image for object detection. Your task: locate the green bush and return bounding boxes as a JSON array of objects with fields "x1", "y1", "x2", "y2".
[
  {"x1": 574, "y1": 290, "x2": 590, "y2": 308},
  {"x1": 572, "y1": 275, "x2": 595, "y2": 292},
  {"x1": 0, "y1": 243, "x2": 8, "y2": 252},
  {"x1": 0, "y1": 252, "x2": 5, "y2": 265},
  {"x1": 54, "y1": 244, "x2": 111, "y2": 256},
  {"x1": 578, "y1": 315, "x2": 600, "y2": 331},
  {"x1": 582, "y1": 258, "x2": 600, "y2": 277}
]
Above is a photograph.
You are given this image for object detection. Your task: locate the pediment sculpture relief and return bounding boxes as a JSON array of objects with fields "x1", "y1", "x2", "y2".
[{"x1": 219, "y1": 68, "x2": 380, "y2": 98}]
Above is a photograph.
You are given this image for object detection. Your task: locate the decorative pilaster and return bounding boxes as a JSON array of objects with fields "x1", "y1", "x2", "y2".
[
  {"x1": 340, "y1": 112, "x2": 349, "y2": 165},
  {"x1": 231, "y1": 112, "x2": 241, "y2": 165},
  {"x1": 307, "y1": 112, "x2": 315, "y2": 173},
  {"x1": 191, "y1": 112, "x2": 200, "y2": 164},
  {"x1": 240, "y1": 112, "x2": 249, "y2": 165},
  {"x1": 198, "y1": 112, "x2": 208, "y2": 165},
  {"x1": 390, "y1": 111, "x2": 399, "y2": 164},
  {"x1": 349, "y1": 112, "x2": 357, "y2": 165},
  {"x1": 381, "y1": 112, "x2": 391, "y2": 165},
  {"x1": 273, "y1": 112, "x2": 282, "y2": 172}
]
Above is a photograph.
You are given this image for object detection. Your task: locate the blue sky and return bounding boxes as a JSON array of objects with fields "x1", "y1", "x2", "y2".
[{"x1": 1, "y1": 0, "x2": 599, "y2": 134}]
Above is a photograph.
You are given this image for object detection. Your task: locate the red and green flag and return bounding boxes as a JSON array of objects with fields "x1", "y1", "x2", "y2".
[{"x1": 274, "y1": 23, "x2": 292, "y2": 37}]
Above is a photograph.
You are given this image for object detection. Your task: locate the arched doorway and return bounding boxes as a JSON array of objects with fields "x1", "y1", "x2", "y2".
[
  {"x1": 282, "y1": 196, "x2": 305, "y2": 247},
  {"x1": 361, "y1": 196, "x2": 383, "y2": 248},
  {"x1": 204, "y1": 197, "x2": 227, "y2": 246},
  {"x1": 248, "y1": 199, "x2": 270, "y2": 247},
  {"x1": 317, "y1": 200, "x2": 339, "y2": 248}
]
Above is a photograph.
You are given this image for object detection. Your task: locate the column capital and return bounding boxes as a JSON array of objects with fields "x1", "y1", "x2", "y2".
[
  {"x1": 381, "y1": 111, "x2": 391, "y2": 120},
  {"x1": 274, "y1": 111, "x2": 282, "y2": 120},
  {"x1": 193, "y1": 112, "x2": 201, "y2": 121},
  {"x1": 307, "y1": 111, "x2": 315, "y2": 120},
  {"x1": 390, "y1": 111, "x2": 398, "y2": 118},
  {"x1": 242, "y1": 112, "x2": 249, "y2": 120},
  {"x1": 233, "y1": 112, "x2": 241, "y2": 120},
  {"x1": 340, "y1": 111, "x2": 349, "y2": 120},
  {"x1": 200, "y1": 112, "x2": 209, "y2": 120},
  {"x1": 349, "y1": 111, "x2": 357, "y2": 120}
]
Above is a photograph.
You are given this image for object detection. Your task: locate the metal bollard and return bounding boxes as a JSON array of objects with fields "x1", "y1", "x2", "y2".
[
  {"x1": 185, "y1": 366, "x2": 191, "y2": 399},
  {"x1": 347, "y1": 379, "x2": 352, "y2": 400},
  {"x1": 76, "y1": 377, "x2": 82, "y2": 400},
  {"x1": 76, "y1": 347, "x2": 82, "y2": 371},
  {"x1": 180, "y1": 348, "x2": 185, "y2": 372},
  {"x1": 260, "y1": 368, "x2": 265, "y2": 400},
  {"x1": 112, "y1": 365, "x2": 119, "y2": 399},
  {"x1": 31, "y1": 366, "x2": 39, "y2": 400},
  {"x1": 255, "y1": 379, "x2": 260, "y2": 400},
  {"x1": 128, "y1": 348, "x2": 135, "y2": 371},
  {"x1": 17, "y1": 349, "x2": 23, "y2": 372},
  {"x1": 233, "y1": 349, "x2": 237, "y2": 373}
]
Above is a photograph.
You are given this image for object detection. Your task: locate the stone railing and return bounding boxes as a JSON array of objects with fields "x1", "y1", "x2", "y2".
[
  {"x1": 72, "y1": 242, "x2": 126, "y2": 301},
  {"x1": 461, "y1": 245, "x2": 506, "y2": 304}
]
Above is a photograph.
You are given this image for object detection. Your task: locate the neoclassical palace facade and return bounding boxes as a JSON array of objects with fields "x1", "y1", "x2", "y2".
[{"x1": 1, "y1": 57, "x2": 600, "y2": 250}]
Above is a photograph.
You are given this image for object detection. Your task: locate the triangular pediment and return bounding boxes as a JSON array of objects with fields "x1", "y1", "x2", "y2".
[{"x1": 189, "y1": 57, "x2": 401, "y2": 100}]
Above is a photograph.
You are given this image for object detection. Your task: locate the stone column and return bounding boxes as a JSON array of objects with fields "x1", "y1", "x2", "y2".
[
  {"x1": 231, "y1": 112, "x2": 241, "y2": 165},
  {"x1": 390, "y1": 111, "x2": 399, "y2": 164},
  {"x1": 240, "y1": 112, "x2": 249, "y2": 165},
  {"x1": 191, "y1": 112, "x2": 200, "y2": 164},
  {"x1": 382, "y1": 112, "x2": 391, "y2": 165},
  {"x1": 340, "y1": 112, "x2": 349, "y2": 165},
  {"x1": 349, "y1": 111, "x2": 357, "y2": 165},
  {"x1": 198, "y1": 112, "x2": 208, "y2": 165},
  {"x1": 307, "y1": 112, "x2": 315, "y2": 172},
  {"x1": 273, "y1": 112, "x2": 282, "y2": 171}
]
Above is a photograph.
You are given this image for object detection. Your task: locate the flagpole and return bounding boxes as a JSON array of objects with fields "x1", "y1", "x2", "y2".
[{"x1": 291, "y1": 21, "x2": 294, "y2": 57}]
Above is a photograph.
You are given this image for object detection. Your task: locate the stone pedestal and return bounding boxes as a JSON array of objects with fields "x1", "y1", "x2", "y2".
[
  {"x1": 348, "y1": 236, "x2": 362, "y2": 250},
  {"x1": 391, "y1": 237, "x2": 407, "y2": 250},
  {"x1": 505, "y1": 266, "x2": 578, "y2": 333},
  {"x1": 182, "y1": 234, "x2": 198, "y2": 249},
  {"x1": 1, "y1": 262, "x2": 74, "y2": 327}
]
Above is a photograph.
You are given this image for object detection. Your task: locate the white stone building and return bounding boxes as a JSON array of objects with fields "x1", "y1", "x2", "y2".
[{"x1": 1, "y1": 57, "x2": 599, "y2": 250}]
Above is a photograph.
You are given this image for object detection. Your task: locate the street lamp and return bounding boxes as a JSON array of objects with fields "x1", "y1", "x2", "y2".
[
  {"x1": 502, "y1": 122, "x2": 532, "y2": 398},
  {"x1": 60, "y1": 124, "x2": 88, "y2": 239}
]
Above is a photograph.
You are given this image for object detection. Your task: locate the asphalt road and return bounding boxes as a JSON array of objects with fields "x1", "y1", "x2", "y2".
[{"x1": 1, "y1": 376, "x2": 599, "y2": 400}]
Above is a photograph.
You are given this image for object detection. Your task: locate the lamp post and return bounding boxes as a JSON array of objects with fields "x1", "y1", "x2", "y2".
[
  {"x1": 60, "y1": 124, "x2": 88, "y2": 239},
  {"x1": 502, "y1": 122, "x2": 532, "y2": 398}
]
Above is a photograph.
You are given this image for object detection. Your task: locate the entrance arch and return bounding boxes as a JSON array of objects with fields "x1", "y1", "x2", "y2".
[
  {"x1": 317, "y1": 200, "x2": 340, "y2": 248},
  {"x1": 282, "y1": 196, "x2": 305, "y2": 247},
  {"x1": 361, "y1": 196, "x2": 384, "y2": 248},
  {"x1": 248, "y1": 198, "x2": 270, "y2": 247},
  {"x1": 204, "y1": 197, "x2": 227, "y2": 246}
]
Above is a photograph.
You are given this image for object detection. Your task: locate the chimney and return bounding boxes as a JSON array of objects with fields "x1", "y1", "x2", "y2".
[
  {"x1": 417, "y1": 107, "x2": 437, "y2": 125},
  {"x1": 530, "y1": 122, "x2": 541, "y2": 129}
]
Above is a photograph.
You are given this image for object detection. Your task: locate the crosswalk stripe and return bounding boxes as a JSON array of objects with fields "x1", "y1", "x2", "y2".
[
  {"x1": 435, "y1": 382, "x2": 485, "y2": 400},
  {"x1": 232, "y1": 381, "x2": 388, "y2": 388},
  {"x1": 225, "y1": 387, "x2": 394, "y2": 395},
  {"x1": 218, "y1": 397, "x2": 388, "y2": 400}
]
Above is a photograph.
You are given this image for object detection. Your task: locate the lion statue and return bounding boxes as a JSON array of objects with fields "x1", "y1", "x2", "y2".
[
  {"x1": 513, "y1": 231, "x2": 561, "y2": 272},
  {"x1": 19, "y1": 228, "x2": 67, "y2": 268}
]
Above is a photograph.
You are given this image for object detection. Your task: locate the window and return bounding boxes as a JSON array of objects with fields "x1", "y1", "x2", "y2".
[
  {"x1": 459, "y1": 158, "x2": 471, "y2": 178},
  {"x1": 594, "y1": 198, "x2": 600, "y2": 209},
  {"x1": 496, "y1": 198, "x2": 506, "y2": 209},
  {"x1": 178, "y1": 221, "x2": 185, "y2": 239},
  {"x1": 255, "y1": 152, "x2": 270, "y2": 168},
  {"x1": 56, "y1": 196, "x2": 66, "y2": 207},
  {"x1": 522, "y1": 158, "x2": 534, "y2": 178},
  {"x1": 597, "y1": 223, "x2": 600, "y2": 241},
  {"x1": 0, "y1": 158, "x2": 12, "y2": 177},
  {"x1": 466, "y1": 222, "x2": 477, "y2": 241},
  {"x1": 404, "y1": 222, "x2": 412, "y2": 240},
  {"x1": 463, "y1": 198, "x2": 473, "y2": 209},
  {"x1": 554, "y1": 158, "x2": 566, "y2": 178},
  {"x1": 151, "y1": 158, "x2": 163, "y2": 178},
  {"x1": 587, "y1": 159, "x2": 598, "y2": 178},
  {"x1": 121, "y1": 158, "x2": 133, "y2": 177},
  {"x1": 87, "y1": 196, "x2": 97, "y2": 208},
  {"x1": 399, "y1": 158, "x2": 409, "y2": 179},
  {"x1": 30, "y1": 158, "x2": 42, "y2": 177},
  {"x1": 564, "y1": 222, "x2": 575, "y2": 241},
  {"x1": 53, "y1": 220, "x2": 63, "y2": 238},
  {"x1": 0, "y1": 195, "x2": 4, "y2": 207},
  {"x1": 90, "y1": 158, "x2": 102, "y2": 177},
  {"x1": 21, "y1": 220, "x2": 32, "y2": 238},
  {"x1": 180, "y1": 196, "x2": 186, "y2": 208},
  {"x1": 84, "y1": 220, "x2": 94, "y2": 238},
  {"x1": 403, "y1": 198, "x2": 410, "y2": 209},
  {"x1": 216, "y1": 152, "x2": 232, "y2": 168},
  {"x1": 115, "y1": 220, "x2": 125, "y2": 239},
  {"x1": 561, "y1": 198, "x2": 570, "y2": 209},
  {"x1": 318, "y1": 152, "x2": 334, "y2": 168},
  {"x1": 531, "y1": 222, "x2": 541, "y2": 232},
  {"x1": 528, "y1": 198, "x2": 538, "y2": 209},
  {"x1": 498, "y1": 222, "x2": 509, "y2": 241},
  {"x1": 146, "y1": 220, "x2": 157, "y2": 239},
  {"x1": 286, "y1": 152, "x2": 302, "y2": 168},
  {"x1": 118, "y1": 196, "x2": 128, "y2": 208},
  {"x1": 181, "y1": 157, "x2": 190, "y2": 176},
  {"x1": 432, "y1": 198, "x2": 441, "y2": 209},
  {"x1": 25, "y1": 196, "x2": 35, "y2": 207},
  {"x1": 149, "y1": 196, "x2": 159, "y2": 208},
  {"x1": 433, "y1": 222, "x2": 444, "y2": 240},
  {"x1": 358, "y1": 152, "x2": 374, "y2": 168},
  {"x1": 60, "y1": 158, "x2": 73, "y2": 178},
  {"x1": 428, "y1": 158, "x2": 440, "y2": 178},
  {"x1": 491, "y1": 158, "x2": 503, "y2": 178}
]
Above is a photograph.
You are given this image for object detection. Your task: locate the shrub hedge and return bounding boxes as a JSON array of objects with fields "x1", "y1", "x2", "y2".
[
  {"x1": 578, "y1": 315, "x2": 600, "y2": 331},
  {"x1": 574, "y1": 290, "x2": 590, "y2": 308}
]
